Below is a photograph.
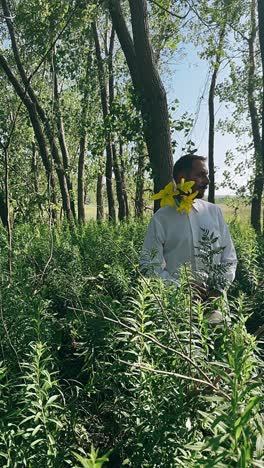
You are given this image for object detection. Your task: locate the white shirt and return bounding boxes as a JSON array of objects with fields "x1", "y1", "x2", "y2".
[{"x1": 140, "y1": 199, "x2": 237, "y2": 288}]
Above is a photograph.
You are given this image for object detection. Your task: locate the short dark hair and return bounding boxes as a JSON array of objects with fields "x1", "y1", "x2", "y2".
[{"x1": 173, "y1": 155, "x2": 206, "y2": 180}]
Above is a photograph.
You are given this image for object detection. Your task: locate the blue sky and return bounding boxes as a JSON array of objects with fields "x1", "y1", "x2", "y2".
[{"x1": 162, "y1": 43, "x2": 249, "y2": 195}]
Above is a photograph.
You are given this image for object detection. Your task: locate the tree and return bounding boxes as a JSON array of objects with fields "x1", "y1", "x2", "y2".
[
  {"x1": 0, "y1": 0, "x2": 74, "y2": 223},
  {"x1": 248, "y1": 0, "x2": 263, "y2": 232},
  {"x1": 92, "y1": 20, "x2": 116, "y2": 221},
  {"x1": 257, "y1": 0, "x2": 264, "y2": 182},
  {"x1": 108, "y1": 0, "x2": 173, "y2": 203}
]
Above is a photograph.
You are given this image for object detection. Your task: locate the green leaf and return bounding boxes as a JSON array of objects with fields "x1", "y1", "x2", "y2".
[
  {"x1": 31, "y1": 424, "x2": 42, "y2": 436},
  {"x1": 46, "y1": 394, "x2": 60, "y2": 406}
]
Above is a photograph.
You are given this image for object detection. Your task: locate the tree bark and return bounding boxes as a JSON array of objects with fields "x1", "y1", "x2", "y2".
[
  {"x1": 53, "y1": 66, "x2": 76, "y2": 220},
  {"x1": 135, "y1": 143, "x2": 146, "y2": 217},
  {"x1": 96, "y1": 173, "x2": 104, "y2": 220},
  {"x1": 108, "y1": 26, "x2": 127, "y2": 221},
  {"x1": 249, "y1": 0, "x2": 263, "y2": 232},
  {"x1": 4, "y1": 146, "x2": 12, "y2": 280},
  {"x1": 78, "y1": 134, "x2": 86, "y2": 223},
  {"x1": 119, "y1": 142, "x2": 129, "y2": 218},
  {"x1": 112, "y1": 143, "x2": 126, "y2": 220},
  {"x1": 257, "y1": 0, "x2": 264, "y2": 178},
  {"x1": 208, "y1": 26, "x2": 226, "y2": 204},
  {"x1": 108, "y1": 0, "x2": 173, "y2": 206},
  {"x1": 31, "y1": 141, "x2": 43, "y2": 214},
  {"x1": 92, "y1": 21, "x2": 116, "y2": 222}
]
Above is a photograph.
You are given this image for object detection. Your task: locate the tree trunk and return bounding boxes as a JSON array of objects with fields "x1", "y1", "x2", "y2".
[
  {"x1": 108, "y1": 26, "x2": 127, "y2": 221},
  {"x1": 96, "y1": 173, "x2": 104, "y2": 220},
  {"x1": 208, "y1": 26, "x2": 226, "y2": 203},
  {"x1": 257, "y1": 0, "x2": 264, "y2": 177},
  {"x1": 4, "y1": 146, "x2": 12, "y2": 280},
  {"x1": 77, "y1": 45, "x2": 94, "y2": 224},
  {"x1": 0, "y1": 191, "x2": 8, "y2": 227},
  {"x1": 135, "y1": 147, "x2": 145, "y2": 217},
  {"x1": 78, "y1": 134, "x2": 86, "y2": 223},
  {"x1": 108, "y1": 0, "x2": 173, "y2": 206},
  {"x1": 31, "y1": 141, "x2": 43, "y2": 214},
  {"x1": 249, "y1": 0, "x2": 263, "y2": 232},
  {"x1": 92, "y1": 21, "x2": 116, "y2": 222},
  {"x1": 112, "y1": 143, "x2": 126, "y2": 220},
  {"x1": 119, "y1": 142, "x2": 129, "y2": 218},
  {"x1": 53, "y1": 66, "x2": 76, "y2": 220},
  {"x1": 1, "y1": 0, "x2": 73, "y2": 223}
]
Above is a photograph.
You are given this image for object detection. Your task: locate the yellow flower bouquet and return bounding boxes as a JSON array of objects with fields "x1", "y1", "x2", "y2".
[{"x1": 152, "y1": 179, "x2": 198, "y2": 214}]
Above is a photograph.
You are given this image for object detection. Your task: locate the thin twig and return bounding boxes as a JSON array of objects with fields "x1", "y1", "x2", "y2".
[
  {"x1": 148, "y1": 0, "x2": 190, "y2": 20},
  {"x1": 184, "y1": 0, "x2": 214, "y2": 30},
  {"x1": 119, "y1": 360, "x2": 230, "y2": 399}
]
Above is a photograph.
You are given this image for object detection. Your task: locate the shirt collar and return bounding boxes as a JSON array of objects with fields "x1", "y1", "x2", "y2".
[{"x1": 192, "y1": 199, "x2": 200, "y2": 212}]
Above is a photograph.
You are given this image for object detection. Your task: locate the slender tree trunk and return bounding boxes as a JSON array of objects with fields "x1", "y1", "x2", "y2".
[
  {"x1": 92, "y1": 22, "x2": 116, "y2": 222},
  {"x1": 108, "y1": 26, "x2": 127, "y2": 221},
  {"x1": 1, "y1": 0, "x2": 73, "y2": 223},
  {"x1": 96, "y1": 173, "x2": 104, "y2": 220},
  {"x1": 31, "y1": 142, "x2": 43, "y2": 214},
  {"x1": 77, "y1": 45, "x2": 94, "y2": 224},
  {"x1": 257, "y1": 0, "x2": 264, "y2": 176},
  {"x1": 119, "y1": 142, "x2": 129, "y2": 218},
  {"x1": 135, "y1": 147, "x2": 145, "y2": 217},
  {"x1": 112, "y1": 143, "x2": 126, "y2": 220},
  {"x1": 108, "y1": 0, "x2": 173, "y2": 207},
  {"x1": 208, "y1": 26, "x2": 226, "y2": 203},
  {"x1": 78, "y1": 134, "x2": 86, "y2": 223},
  {"x1": 53, "y1": 67, "x2": 76, "y2": 220},
  {"x1": 0, "y1": 191, "x2": 8, "y2": 227},
  {"x1": 249, "y1": 0, "x2": 263, "y2": 232},
  {"x1": 4, "y1": 146, "x2": 12, "y2": 280}
]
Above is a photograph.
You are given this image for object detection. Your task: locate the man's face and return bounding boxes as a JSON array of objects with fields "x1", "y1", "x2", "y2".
[{"x1": 176, "y1": 160, "x2": 209, "y2": 199}]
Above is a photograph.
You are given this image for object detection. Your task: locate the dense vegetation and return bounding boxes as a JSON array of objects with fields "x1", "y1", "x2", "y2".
[
  {"x1": 0, "y1": 0, "x2": 264, "y2": 466},
  {"x1": 0, "y1": 219, "x2": 263, "y2": 467}
]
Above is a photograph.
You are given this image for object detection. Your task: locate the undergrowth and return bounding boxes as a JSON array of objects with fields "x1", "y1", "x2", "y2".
[{"x1": 0, "y1": 219, "x2": 263, "y2": 467}]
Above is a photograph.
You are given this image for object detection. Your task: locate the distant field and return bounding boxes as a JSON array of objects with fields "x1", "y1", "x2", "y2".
[
  {"x1": 85, "y1": 199, "x2": 252, "y2": 224},
  {"x1": 217, "y1": 202, "x2": 251, "y2": 224},
  {"x1": 85, "y1": 205, "x2": 97, "y2": 219}
]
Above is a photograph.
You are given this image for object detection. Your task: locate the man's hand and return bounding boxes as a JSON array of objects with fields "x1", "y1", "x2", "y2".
[
  {"x1": 207, "y1": 289, "x2": 222, "y2": 300},
  {"x1": 190, "y1": 281, "x2": 207, "y2": 301},
  {"x1": 190, "y1": 283, "x2": 223, "y2": 302}
]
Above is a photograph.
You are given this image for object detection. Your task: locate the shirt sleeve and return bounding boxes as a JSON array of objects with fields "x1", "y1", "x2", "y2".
[
  {"x1": 140, "y1": 216, "x2": 175, "y2": 282},
  {"x1": 217, "y1": 208, "x2": 237, "y2": 287}
]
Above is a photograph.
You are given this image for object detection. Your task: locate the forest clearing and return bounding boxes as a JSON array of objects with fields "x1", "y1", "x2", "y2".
[{"x1": 0, "y1": 0, "x2": 264, "y2": 467}]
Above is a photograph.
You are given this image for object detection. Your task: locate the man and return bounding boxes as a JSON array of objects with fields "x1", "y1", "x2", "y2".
[{"x1": 140, "y1": 155, "x2": 237, "y2": 322}]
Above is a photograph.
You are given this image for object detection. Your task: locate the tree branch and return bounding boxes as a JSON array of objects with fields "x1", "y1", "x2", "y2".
[{"x1": 148, "y1": 0, "x2": 190, "y2": 20}]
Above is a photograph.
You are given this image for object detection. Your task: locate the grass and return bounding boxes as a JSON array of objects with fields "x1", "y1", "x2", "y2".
[
  {"x1": 85, "y1": 204, "x2": 97, "y2": 219},
  {"x1": 85, "y1": 198, "x2": 252, "y2": 225},
  {"x1": 217, "y1": 202, "x2": 251, "y2": 224}
]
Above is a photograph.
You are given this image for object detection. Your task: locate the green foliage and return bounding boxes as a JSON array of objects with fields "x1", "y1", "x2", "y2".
[
  {"x1": 0, "y1": 219, "x2": 263, "y2": 466},
  {"x1": 195, "y1": 227, "x2": 232, "y2": 291},
  {"x1": 73, "y1": 445, "x2": 110, "y2": 468}
]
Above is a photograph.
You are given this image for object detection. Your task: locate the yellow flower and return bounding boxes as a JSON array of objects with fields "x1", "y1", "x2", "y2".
[
  {"x1": 176, "y1": 191, "x2": 198, "y2": 214},
  {"x1": 152, "y1": 181, "x2": 179, "y2": 208},
  {"x1": 177, "y1": 178, "x2": 195, "y2": 194}
]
